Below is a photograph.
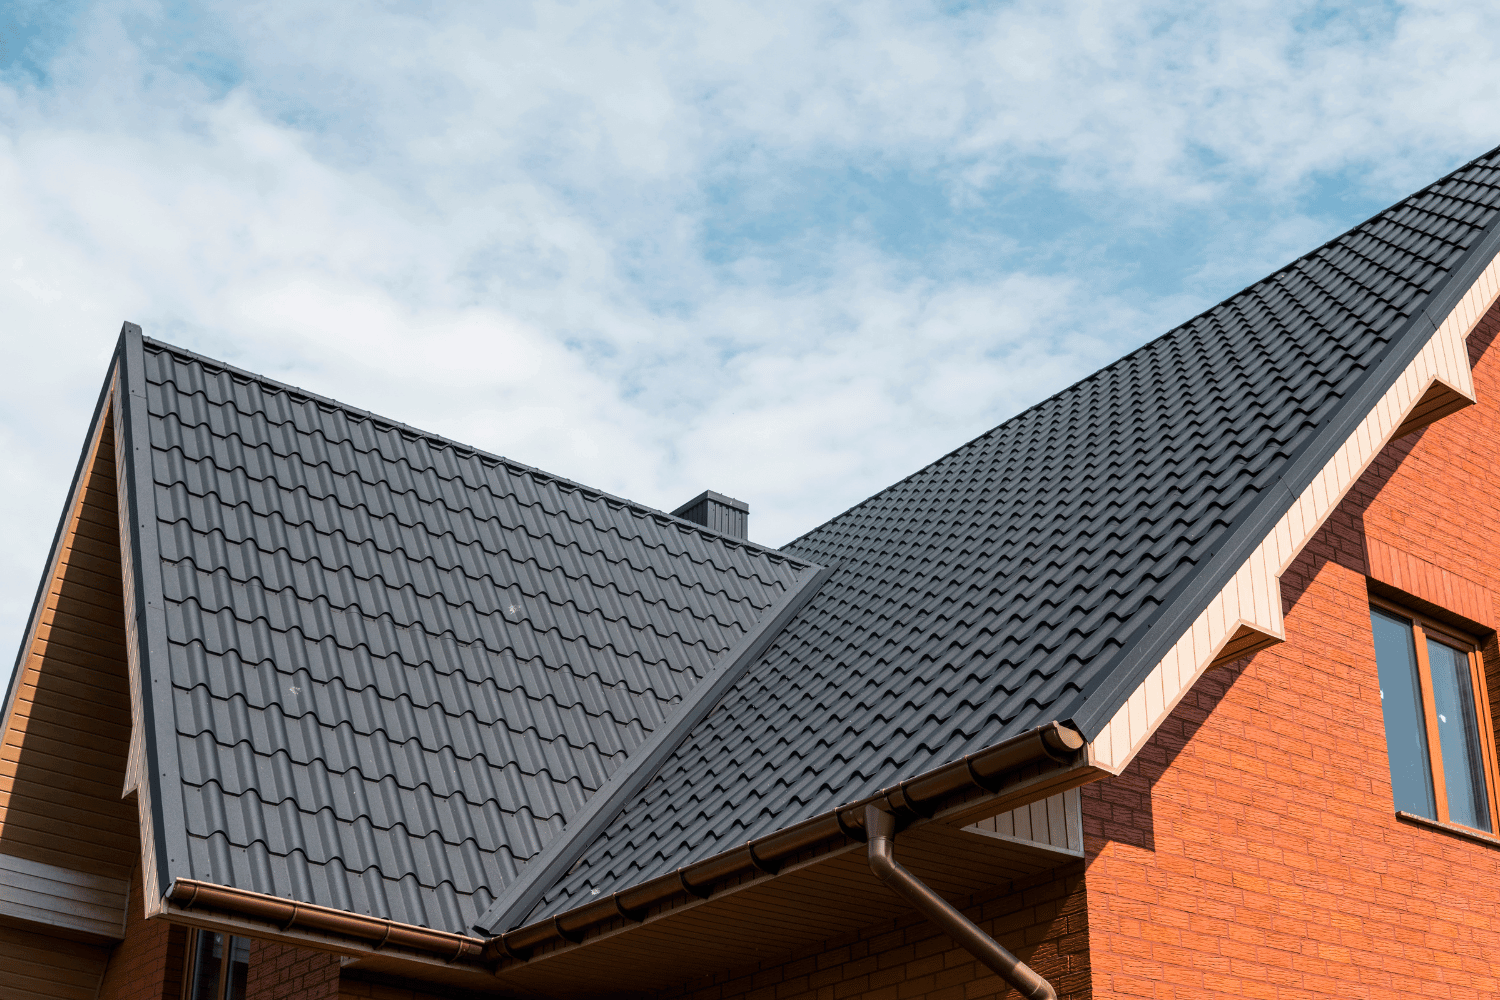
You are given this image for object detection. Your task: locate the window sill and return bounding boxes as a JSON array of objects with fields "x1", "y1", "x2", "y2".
[{"x1": 1396, "y1": 810, "x2": 1500, "y2": 849}]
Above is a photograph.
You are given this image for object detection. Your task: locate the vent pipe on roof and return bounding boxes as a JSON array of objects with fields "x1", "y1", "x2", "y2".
[
  {"x1": 864, "y1": 805, "x2": 1058, "y2": 1000},
  {"x1": 671, "y1": 490, "x2": 749, "y2": 539}
]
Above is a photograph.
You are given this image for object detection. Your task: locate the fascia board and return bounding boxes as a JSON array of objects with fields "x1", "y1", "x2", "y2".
[
  {"x1": 114, "y1": 322, "x2": 191, "y2": 905},
  {"x1": 1089, "y1": 239, "x2": 1500, "y2": 774},
  {"x1": 1069, "y1": 206, "x2": 1500, "y2": 742},
  {"x1": 473, "y1": 562, "x2": 835, "y2": 936}
]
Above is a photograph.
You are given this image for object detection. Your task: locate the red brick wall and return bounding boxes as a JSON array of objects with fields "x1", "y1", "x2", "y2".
[
  {"x1": 660, "y1": 862, "x2": 1090, "y2": 1000},
  {"x1": 98, "y1": 863, "x2": 187, "y2": 1000},
  {"x1": 1080, "y1": 308, "x2": 1500, "y2": 997},
  {"x1": 246, "y1": 939, "x2": 341, "y2": 999}
]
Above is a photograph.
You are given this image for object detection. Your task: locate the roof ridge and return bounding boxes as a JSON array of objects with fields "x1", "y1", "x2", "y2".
[
  {"x1": 138, "y1": 335, "x2": 807, "y2": 566},
  {"x1": 470, "y1": 561, "x2": 834, "y2": 936},
  {"x1": 780, "y1": 140, "x2": 1500, "y2": 554}
]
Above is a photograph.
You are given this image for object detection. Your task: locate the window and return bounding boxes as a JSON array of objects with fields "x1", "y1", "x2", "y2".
[
  {"x1": 183, "y1": 929, "x2": 251, "y2": 1000},
  {"x1": 1370, "y1": 600, "x2": 1500, "y2": 834}
]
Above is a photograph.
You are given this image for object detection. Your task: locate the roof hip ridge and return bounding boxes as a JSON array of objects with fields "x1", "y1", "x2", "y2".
[{"x1": 471, "y1": 560, "x2": 834, "y2": 937}]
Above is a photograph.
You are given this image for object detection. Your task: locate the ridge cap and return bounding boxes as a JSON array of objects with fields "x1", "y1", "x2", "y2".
[{"x1": 137, "y1": 336, "x2": 807, "y2": 565}]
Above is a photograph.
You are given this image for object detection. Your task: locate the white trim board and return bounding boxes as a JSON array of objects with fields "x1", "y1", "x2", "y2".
[
  {"x1": 965, "y1": 788, "x2": 1084, "y2": 857},
  {"x1": 1089, "y1": 253, "x2": 1500, "y2": 775}
]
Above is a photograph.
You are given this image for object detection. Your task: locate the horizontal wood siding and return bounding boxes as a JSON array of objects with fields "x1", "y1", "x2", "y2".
[
  {"x1": 0, "y1": 923, "x2": 111, "y2": 1000},
  {"x1": 0, "y1": 850, "x2": 129, "y2": 941},
  {"x1": 0, "y1": 405, "x2": 137, "y2": 887}
]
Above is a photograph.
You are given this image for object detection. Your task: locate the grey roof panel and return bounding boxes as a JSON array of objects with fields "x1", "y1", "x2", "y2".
[
  {"x1": 131, "y1": 337, "x2": 815, "y2": 932},
  {"x1": 525, "y1": 149, "x2": 1500, "y2": 921}
]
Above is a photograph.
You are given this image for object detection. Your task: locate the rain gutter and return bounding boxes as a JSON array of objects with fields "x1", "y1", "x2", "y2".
[
  {"x1": 166, "y1": 879, "x2": 487, "y2": 965},
  {"x1": 484, "y1": 720, "x2": 1089, "y2": 965}
]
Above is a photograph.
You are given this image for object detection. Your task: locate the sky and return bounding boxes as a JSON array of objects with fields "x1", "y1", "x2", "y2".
[{"x1": 4, "y1": 0, "x2": 1500, "y2": 680}]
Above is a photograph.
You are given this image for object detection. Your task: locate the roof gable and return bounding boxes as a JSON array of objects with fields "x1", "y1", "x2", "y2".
[{"x1": 115, "y1": 334, "x2": 815, "y2": 932}]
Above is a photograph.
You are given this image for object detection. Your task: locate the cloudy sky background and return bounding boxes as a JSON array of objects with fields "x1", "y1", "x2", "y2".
[{"x1": 4, "y1": 0, "x2": 1500, "y2": 678}]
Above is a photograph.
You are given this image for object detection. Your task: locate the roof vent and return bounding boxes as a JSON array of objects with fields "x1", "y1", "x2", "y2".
[{"x1": 671, "y1": 491, "x2": 749, "y2": 539}]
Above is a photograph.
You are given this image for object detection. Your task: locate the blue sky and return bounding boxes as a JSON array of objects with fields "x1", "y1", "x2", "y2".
[{"x1": 4, "y1": 1, "x2": 1500, "y2": 677}]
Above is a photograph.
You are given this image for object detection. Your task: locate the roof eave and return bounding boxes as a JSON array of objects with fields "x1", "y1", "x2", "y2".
[{"x1": 485, "y1": 721, "x2": 1096, "y2": 969}]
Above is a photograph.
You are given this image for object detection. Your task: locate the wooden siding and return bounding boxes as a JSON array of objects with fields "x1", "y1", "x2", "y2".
[
  {"x1": 0, "y1": 923, "x2": 111, "y2": 1000},
  {"x1": 0, "y1": 850, "x2": 129, "y2": 942},
  {"x1": 1091, "y1": 251, "x2": 1500, "y2": 774},
  {"x1": 0, "y1": 403, "x2": 137, "y2": 890},
  {"x1": 965, "y1": 788, "x2": 1084, "y2": 856}
]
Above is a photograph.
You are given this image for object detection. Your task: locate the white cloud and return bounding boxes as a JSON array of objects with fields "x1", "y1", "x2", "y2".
[{"x1": 5, "y1": 0, "x2": 1500, "y2": 679}]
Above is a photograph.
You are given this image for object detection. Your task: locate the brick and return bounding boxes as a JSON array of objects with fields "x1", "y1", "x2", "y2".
[{"x1": 1082, "y1": 304, "x2": 1500, "y2": 999}]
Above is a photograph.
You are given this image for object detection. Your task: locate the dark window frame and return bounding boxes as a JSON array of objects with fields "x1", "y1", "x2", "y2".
[
  {"x1": 1370, "y1": 595, "x2": 1500, "y2": 834},
  {"x1": 181, "y1": 928, "x2": 251, "y2": 1000}
]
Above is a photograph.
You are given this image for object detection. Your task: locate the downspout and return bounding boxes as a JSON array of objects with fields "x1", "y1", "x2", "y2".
[{"x1": 864, "y1": 804, "x2": 1057, "y2": 1000}]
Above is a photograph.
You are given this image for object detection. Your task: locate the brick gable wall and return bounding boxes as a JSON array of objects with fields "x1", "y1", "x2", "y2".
[{"x1": 1080, "y1": 309, "x2": 1500, "y2": 998}]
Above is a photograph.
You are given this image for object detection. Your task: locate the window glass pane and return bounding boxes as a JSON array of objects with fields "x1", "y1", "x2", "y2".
[
  {"x1": 1371, "y1": 609, "x2": 1435, "y2": 818},
  {"x1": 1426, "y1": 638, "x2": 1492, "y2": 832},
  {"x1": 187, "y1": 931, "x2": 224, "y2": 1000},
  {"x1": 225, "y1": 936, "x2": 251, "y2": 1000}
]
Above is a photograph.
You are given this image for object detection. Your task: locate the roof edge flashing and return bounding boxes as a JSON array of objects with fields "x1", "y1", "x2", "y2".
[
  {"x1": 1068, "y1": 192, "x2": 1500, "y2": 743},
  {"x1": 1089, "y1": 251, "x2": 1498, "y2": 774},
  {"x1": 116, "y1": 323, "x2": 194, "y2": 901}
]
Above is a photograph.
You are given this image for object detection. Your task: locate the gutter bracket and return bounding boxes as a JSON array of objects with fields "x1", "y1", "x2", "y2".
[
  {"x1": 612, "y1": 893, "x2": 645, "y2": 923},
  {"x1": 677, "y1": 868, "x2": 712, "y2": 900},
  {"x1": 747, "y1": 841, "x2": 782, "y2": 876},
  {"x1": 835, "y1": 806, "x2": 866, "y2": 842},
  {"x1": 552, "y1": 914, "x2": 584, "y2": 945},
  {"x1": 499, "y1": 933, "x2": 529, "y2": 964},
  {"x1": 864, "y1": 805, "x2": 1058, "y2": 1000},
  {"x1": 963, "y1": 754, "x2": 1003, "y2": 793}
]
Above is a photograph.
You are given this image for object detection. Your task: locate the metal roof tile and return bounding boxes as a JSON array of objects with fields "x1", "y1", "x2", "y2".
[{"x1": 134, "y1": 339, "x2": 810, "y2": 929}]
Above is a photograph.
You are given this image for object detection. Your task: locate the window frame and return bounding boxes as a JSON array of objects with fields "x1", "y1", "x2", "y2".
[
  {"x1": 1370, "y1": 594, "x2": 1500, "y2": 834},
  {"x1": 181, "y1": 927, "x2": 252, "y2": 1000}
]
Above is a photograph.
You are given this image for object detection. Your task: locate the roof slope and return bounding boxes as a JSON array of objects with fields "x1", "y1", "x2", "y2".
[
  {"x1": 522, "y1": 148, "x2": 1500, "y2": 923},
  {"x1": 120, "y1": 336, "x2": 814, "y2": 933}
]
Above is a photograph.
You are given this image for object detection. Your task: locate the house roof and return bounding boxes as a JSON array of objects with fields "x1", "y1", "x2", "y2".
[
  {"x1": 511, "y1": 147, "x2": 1500, "y2": 928},
  {"x1": 16, "y1": 145, "x2": 1500, "y2": 954},
  {"x1": 113, "y1": 335, "x2": 815, "y2": 933}
]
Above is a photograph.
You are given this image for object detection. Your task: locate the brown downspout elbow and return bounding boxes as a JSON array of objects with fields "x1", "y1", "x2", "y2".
[{"x1": 864, "y1": 805, "x2": 1057, "y2": 1000}]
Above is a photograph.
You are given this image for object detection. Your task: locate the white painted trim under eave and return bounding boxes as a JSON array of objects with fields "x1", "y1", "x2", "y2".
[{"x1": 1089, "y1": 255, "x2": 1500, "y2": 775}]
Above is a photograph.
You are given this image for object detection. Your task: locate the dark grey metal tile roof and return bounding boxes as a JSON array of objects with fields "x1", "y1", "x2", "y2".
[
  {"x1": 522, "y1": 148, "x2": 1500, "y2": 923},
  {"x1": 126, "y1": 339, "x2": 814, "y2": 933}
]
